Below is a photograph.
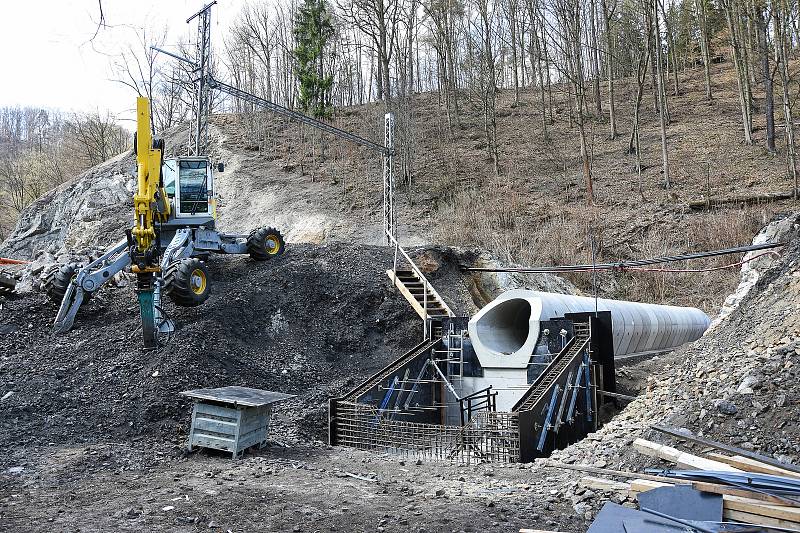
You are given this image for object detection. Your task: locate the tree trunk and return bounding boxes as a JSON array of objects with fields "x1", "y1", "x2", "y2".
[
  {"x1": 600, "y1": 0, "x2": 617, "y2": 138},
  {"x1": 774, "y1": 0, "x2": 798, "y2": 197},
  {"x1": 695, "y1": 0, "x2": 713, "y2": 100},
  {"x1": 589, "y1": 0, "x2": 602, "y2": 115},
  {"x1": 723, "y1": 0, "x2": 753, "y2": 144},
  {"x1": 653, "y1": 0, "x2": 670, "y2": 188},
  {"x1": 757, "y1": 6, "x2": 775, "y2": 153}
]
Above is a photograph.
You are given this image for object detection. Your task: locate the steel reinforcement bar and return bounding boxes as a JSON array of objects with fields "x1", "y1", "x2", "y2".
[{"x1": 332, "y1": 401, "x2": 520, "y2": 464}]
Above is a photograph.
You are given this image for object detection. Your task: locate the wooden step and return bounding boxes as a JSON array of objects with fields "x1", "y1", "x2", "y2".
[{"x1": 387, "y1": 269, "x2": 454, "y2": 321}]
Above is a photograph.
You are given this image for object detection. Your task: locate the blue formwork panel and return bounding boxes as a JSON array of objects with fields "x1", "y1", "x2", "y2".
[{"x1": 181, "y1": 386, "x2": 295, "y2": 459}]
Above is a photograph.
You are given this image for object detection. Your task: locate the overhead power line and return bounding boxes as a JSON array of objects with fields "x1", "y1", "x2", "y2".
[{"x1": 460, "y1": 241, "x2": 787, "y2": 274}]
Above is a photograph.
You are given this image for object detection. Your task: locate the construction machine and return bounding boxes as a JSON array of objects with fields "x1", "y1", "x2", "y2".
[{"x1": 44, "y1": 97, "x2": 285, "y2": 347}]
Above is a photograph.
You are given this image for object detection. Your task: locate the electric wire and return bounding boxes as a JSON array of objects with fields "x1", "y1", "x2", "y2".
[{"x1": 460, "y1": 241, "x2": 786, "y2": 274}]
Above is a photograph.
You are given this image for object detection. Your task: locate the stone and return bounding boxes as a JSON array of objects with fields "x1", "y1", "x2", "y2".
[
  {"x1": 737, "y1": 375, "x2": 761, "y2": 395},
  {"x1": 713, "y1": 399, "x2": 738, "y2": 415}
]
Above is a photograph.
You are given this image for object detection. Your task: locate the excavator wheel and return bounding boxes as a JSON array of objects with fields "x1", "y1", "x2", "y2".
[
  {"x1": 42, "y1": 263, "x2": 82, "y2": 304},
  {"x1": 247, "y1": 227, "x2": 285, "y2": 261},
  {"x1": 163, "y1": 258, "x2": 211, "y2": 307}
]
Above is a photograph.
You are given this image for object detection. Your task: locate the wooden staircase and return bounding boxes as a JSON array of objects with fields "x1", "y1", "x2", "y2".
[{"x1": 386, "y1": 269, "x2": 455, "y2": 320}]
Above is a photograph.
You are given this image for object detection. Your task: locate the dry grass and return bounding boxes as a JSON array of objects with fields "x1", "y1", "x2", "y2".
[{"x1": 218, "y1": 59, "x2": 798, "y2": 313}]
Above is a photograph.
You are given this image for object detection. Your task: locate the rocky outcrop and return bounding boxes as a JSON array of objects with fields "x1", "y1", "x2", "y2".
[
  {"x1": 0, "y1": 152, "x2": 135, "y2": 260},
  {"x1": 711, "y1": 212, "x2": 800, "y2": 328}
]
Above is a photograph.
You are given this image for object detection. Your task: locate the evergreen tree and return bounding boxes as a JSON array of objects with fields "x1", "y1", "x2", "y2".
[{"x1": 293, "y1": 0, "x2": 335, "y2": 119}]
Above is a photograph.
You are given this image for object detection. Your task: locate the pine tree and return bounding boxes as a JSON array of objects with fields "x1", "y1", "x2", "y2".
[{"x1": 293, "y1": 0, "x2": 335, "y2": 119}]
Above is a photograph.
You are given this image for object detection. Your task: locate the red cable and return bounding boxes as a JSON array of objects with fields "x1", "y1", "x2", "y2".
[
  {"x1": 0, "y1": 257, "x2": 29, "y2": 265},
  {"x1": 619, "y1": 251, "x2": 780, "y2": 274},
  {"x1": 517, "y1": 251, "x2": 781, "y2": 275}
]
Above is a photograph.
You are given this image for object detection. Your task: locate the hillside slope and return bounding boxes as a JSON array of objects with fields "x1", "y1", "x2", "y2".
[{"x1": 1, "y1": 59, "x2": 798, "y2": 312}]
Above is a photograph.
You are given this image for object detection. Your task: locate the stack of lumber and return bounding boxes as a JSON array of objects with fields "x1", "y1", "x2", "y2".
[{"x1": 538, "y1": 427, "x2": 800, "y2": 531}]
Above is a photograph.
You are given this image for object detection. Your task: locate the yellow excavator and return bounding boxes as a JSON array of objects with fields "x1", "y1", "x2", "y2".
[{"x1": 44, "y1": 97, "x2": 286, "y2": 347}]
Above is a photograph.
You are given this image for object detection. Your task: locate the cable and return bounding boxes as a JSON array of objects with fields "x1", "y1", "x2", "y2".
[
  {"x1": 625, "y1": 251, "x2": 780, "y2": 273},
  {"x1": 460, "y1": 241, "x2": 787, "y2": 274}
]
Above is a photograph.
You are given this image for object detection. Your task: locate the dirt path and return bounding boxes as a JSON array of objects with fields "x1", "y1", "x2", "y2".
[{"x1": 2, "y1": 444, "x2": 586, "y2": 533}]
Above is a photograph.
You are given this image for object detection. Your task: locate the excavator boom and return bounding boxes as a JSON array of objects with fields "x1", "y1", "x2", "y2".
[{"x1": 132, "y1": 97, "x2": 170, "y2": 348}]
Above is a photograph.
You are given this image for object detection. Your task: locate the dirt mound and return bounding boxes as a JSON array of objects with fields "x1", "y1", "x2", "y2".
[{"x1": 0, "y1": 243, "x2": 480, "y2": 452}]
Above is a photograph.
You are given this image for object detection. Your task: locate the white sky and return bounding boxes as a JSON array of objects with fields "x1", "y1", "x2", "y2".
[{"x1": 0, "y1": 0, "x2": 249, "y2": 122}]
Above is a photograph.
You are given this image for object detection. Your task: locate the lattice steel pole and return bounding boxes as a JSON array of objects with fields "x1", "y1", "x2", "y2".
[
  {"x1": 188, "y1": 2, "x2": 215, "y2": 156},
  {"x1": 383, "y1": 113, "x2": 395, "y2": 244}
]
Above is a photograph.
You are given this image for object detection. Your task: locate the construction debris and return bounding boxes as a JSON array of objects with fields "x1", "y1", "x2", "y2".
[{"x1": 534, "y1": 431, "x2": 800, "y2": 532}]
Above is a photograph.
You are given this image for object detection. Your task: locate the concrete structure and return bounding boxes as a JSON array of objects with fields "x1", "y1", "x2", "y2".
[{"x1": 463, "y1": 290, "x2": 710, "y2": 412}]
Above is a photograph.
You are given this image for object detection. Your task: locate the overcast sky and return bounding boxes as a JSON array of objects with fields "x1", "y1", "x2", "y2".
[{"x1": 0, "y1": 0, "x2": 249, "y2": 122}]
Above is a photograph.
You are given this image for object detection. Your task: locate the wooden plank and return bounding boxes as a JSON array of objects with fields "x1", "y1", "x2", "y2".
[
  {"x1": 579, "y1": 476, "x2": 631, "y2": 492},
  {"x1": 632, "y1": 479, "x2": 800, "y2": 524},
  {"x1": 542, "y1": 460, "x2": 691, "y2": 485},
  {"x1": 633, "y1": 438, "x2": 741, "y2": 472},
  {"x1": 707, "y1": 453, "x2": 800, "y2": 480},
  {"x1": 652, "y1": 425, "x2": 800, "y2": 476},
  {"x1": 724, "y1": 495, "x2": 800, "y2": 521},
  {"x1": 688, "y1": 480, "x2": 796, "y2": 506},
  {"x1": 724, "y1": 508, "x2": 800, "y2": 530},
  {"x1": 387, "y1": 269, "x2": 427, "y2": 320}
]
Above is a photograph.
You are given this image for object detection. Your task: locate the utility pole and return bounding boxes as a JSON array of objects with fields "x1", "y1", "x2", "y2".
[
  {"x1": 384, "y1": 113, "x2": 396, "y2": 243},
  {"x1": 187, "y1": 1, "x2": 216, "y2": 156}
]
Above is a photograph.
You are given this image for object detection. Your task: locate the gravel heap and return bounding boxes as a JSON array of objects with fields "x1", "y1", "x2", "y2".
[{"x1": 0, "y1": 243, "x2": 478, "y2": 453}]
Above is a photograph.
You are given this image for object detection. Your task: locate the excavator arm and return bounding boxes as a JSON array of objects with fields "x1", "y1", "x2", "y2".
[
  {"x1": 131, "y1": 97, "x2": 171, "y2": 348},
  {"x1": 132, "y1": 96, "x2": 170, "y2": 262}
]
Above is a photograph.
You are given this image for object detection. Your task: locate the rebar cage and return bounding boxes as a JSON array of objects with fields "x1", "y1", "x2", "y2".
[{"x1": 330, "y1": 401, "x2": 520, "y2": 464}]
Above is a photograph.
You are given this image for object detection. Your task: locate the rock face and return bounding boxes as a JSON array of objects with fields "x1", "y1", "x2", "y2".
[
  {"x1": 711, "y1": 212, "x2": 800, "y2": 328},
  {"x1": 0, "y1": 152, "x2": 136, "y2": 260}
]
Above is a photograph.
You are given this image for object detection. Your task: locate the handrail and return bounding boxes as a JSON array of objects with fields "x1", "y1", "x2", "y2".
[{"x1": 386, "y1": 231, "x2": 454, "y2": 338}]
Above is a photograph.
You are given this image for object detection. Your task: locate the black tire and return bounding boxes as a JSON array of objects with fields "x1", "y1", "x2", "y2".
[
  {"x1": 247, "y1": 227, "x2": 286, "y2": 261},
  {"x1": 163, "y1": 258, "x2": 211, "y2": 307},
  {"x1": 42, "y1": 263, "x2": 81, "y2": 304}
]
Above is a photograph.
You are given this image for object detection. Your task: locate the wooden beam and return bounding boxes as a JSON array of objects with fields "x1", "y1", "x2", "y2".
[
  {"x1": 579, "y1": 476, "x2": 631, "y2": 492},
  {"x1": 633, "y1": 438, "x2": 740, "y2": 471},
  {"x1": 631, "y1": 479, "x2": 800, "y2": 526},
  {"x1": 707, "y1": 453, "x2": 800, "y2": 480},
  {"x1": 723, "y1": 509, "x2": 800, "y2": 530},
  {"x1": 542, "y1": 461, "x2": 691, "y2": 485},
  {"x1": 652, "y1": 425, "x2": 800, "y2": 476}
]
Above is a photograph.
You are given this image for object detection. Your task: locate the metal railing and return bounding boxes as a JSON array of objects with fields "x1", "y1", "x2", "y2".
[{"x1": 386, "y1": 231, "x2": 454, "y2": 338}]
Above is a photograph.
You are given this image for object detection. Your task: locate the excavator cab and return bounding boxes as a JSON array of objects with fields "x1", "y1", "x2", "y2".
[{"x1": 162, "y1": 157, "x2": 217, "y2": 220}]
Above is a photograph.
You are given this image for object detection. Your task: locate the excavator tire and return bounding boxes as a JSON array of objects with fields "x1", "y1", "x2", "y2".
[
  {"x1": 247, "y1": 227, "x2": 285, "y2": 261},
  {"x1": 42, "y1": 263, "x2": 81, "y2": 304},
  {"x1": 163, "y1": 258, "x2": 211, "y2": 307}
]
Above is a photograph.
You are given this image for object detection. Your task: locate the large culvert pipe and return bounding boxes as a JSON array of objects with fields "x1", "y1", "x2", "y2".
[{"x1": 468, "y1": 290, "x2": 710, "y2": 368}]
